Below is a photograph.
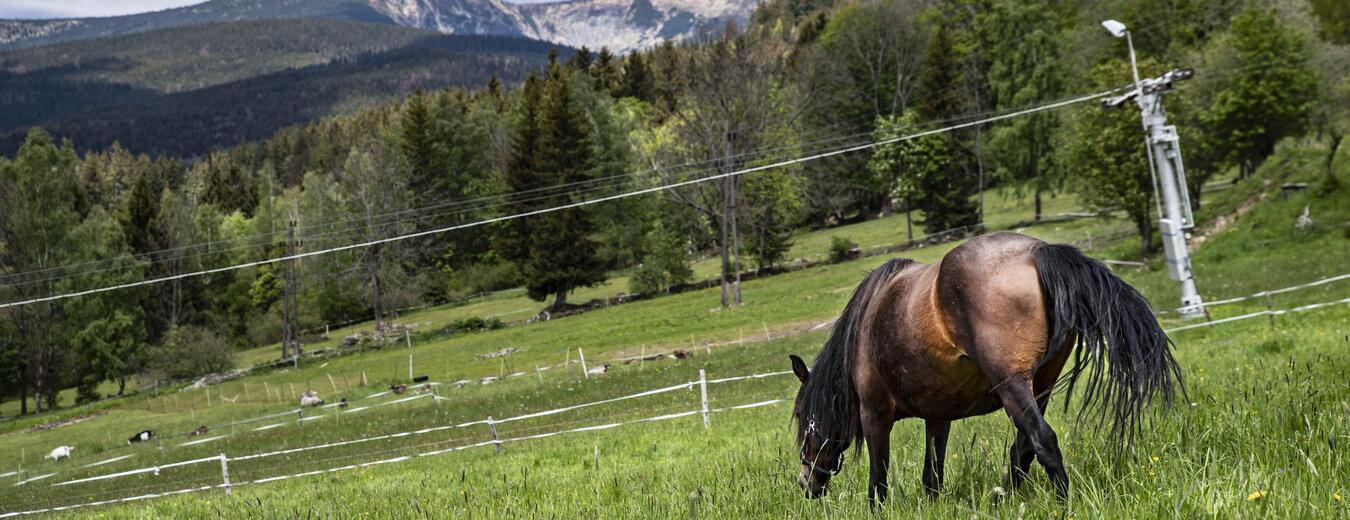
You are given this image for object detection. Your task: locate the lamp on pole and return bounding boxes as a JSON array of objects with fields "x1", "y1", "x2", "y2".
[{"x1": 1100, "y1": 19, "x2": 1206, "y2": 319}]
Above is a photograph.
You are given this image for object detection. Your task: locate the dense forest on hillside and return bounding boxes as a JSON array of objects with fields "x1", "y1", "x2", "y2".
[
  {"x1": 1, "y1": 0, "x2": 1347, "y2": 415},
  {"x1": 0, "y1": 0, "x2": 395, "y2": 50},
  {"x1": 0, "y1": 21, "x2": 561, "y2": 157}
]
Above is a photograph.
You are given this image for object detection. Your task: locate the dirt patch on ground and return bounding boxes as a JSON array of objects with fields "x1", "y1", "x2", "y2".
[
  {"x1": 27, "y1": 411, "x2": 108, "y2": 433},
  {"x1": 1190, "y1": 180, "x2": 1270, "y2": 249}
]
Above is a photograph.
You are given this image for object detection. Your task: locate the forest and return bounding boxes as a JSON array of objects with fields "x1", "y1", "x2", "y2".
[{"x1": 0, "y1": 0, "x2": 1346, "y2": 415}]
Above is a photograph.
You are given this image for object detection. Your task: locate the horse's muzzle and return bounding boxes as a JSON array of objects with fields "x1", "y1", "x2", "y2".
[{"x1": 798, "y1": 468, "x2": 829, "y2": 499}]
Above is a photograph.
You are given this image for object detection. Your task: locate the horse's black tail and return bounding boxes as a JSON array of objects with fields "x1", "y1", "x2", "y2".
[{"x1": 1033, "y1": 244, "x2": 1184, "y2": 439}]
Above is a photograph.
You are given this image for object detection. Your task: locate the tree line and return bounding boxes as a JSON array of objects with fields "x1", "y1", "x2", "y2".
[{"x1": 1, "y1": 0, "x2": 1345, "y2": 414}]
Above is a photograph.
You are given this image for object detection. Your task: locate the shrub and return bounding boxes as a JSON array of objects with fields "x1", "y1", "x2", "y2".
[
  {"x1": 146, "y1": 326, "x2": 235, "y2": 380},
  {"x1": 829, "y1": 236, "x2": 860, "y2": 263}
]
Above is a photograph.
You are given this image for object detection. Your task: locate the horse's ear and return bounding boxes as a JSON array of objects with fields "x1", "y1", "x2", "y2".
[{"x1": 789, "y1": 354, "x2": 809, "y2": 384}]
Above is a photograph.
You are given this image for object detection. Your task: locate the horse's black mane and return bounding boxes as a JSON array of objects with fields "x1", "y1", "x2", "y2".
[{"x1": 794, "y1": 258, "x2": 914, "y2": 458}]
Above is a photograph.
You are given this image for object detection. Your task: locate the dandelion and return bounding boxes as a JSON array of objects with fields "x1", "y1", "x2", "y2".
[
  {"x1": 1247, "y1": 490, "x2": 1267, "y2": 501},
  {"x1": 1334, "y1": 492, "x2": 1342, "y2": 503}
]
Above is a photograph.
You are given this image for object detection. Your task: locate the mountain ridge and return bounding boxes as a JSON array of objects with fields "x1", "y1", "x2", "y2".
[{"x1": 1, "y1": 0, "x2": 757, "y2": 53}]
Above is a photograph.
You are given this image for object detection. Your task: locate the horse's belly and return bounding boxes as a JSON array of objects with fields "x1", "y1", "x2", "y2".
[{"x1": 890, "y1": 356, "x2": 1003, "y2": 421}]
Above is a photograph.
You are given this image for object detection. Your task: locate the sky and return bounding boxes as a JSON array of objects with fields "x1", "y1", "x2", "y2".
[{"x1": 0, "y1": 0, "x2": 552, "y2": 19}]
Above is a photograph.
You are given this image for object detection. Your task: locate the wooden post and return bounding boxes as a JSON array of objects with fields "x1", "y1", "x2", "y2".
[
  {"x1": 579, "y1": 348, "x2": 589, "y2": 379},
  {"x1": 219, "y1": 454, "x2": 232, "y2": 497},
  {"x1": 488, "y1": 416, "x2": 501, "y2": 454},
  {"x1": 698, "y1": 369, "x2": 710, "y2": 429},
  {"x1": 206, "y1": 388, "x2": 212, "y2": 408},
  {"x1": 406, "y1": 329, "x2": 414, "y2": 381},
  {"x1": 640, "y1": 345, "x2": 646, "y2": 371}
]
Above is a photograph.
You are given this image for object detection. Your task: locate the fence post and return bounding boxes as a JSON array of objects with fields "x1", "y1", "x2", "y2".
[
  {"x1": 579, "y1": 348, "x2": 589, "y2": 379},
  {"x1": 1264, "y1": 290, "x2": 1276, "y2": 331},
  {"x1": 699, "y1": 369, "x2": 710, "y2": 429},
  {"x1": 488, "y1": 416, "x2": 502, "y2": 454},
  {"x1": 218, "y1": 454, "x2": 232, "y2": 497},
  {"x1": 406, "y1": 329, "x2": 414, "y2": 380}
]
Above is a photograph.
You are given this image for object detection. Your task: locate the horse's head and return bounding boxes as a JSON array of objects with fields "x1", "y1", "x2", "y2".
[{"x1": 790, "y1": 354, "x2": 844, "y2": 498}]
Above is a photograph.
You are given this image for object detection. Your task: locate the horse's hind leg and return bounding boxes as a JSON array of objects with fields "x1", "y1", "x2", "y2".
[
  {"x1": 995, "y1": 383, "x2": 1068, "y2": 498},
  {"x1": 1007, "y1": 343, "x2": 1069, "y2": 490},
  {"x1": 1004, "y1": 390, "x2": 1051, "y2": 490}
]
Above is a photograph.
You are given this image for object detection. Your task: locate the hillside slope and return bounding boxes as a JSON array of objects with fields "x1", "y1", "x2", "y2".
[
  {"x1": 0, "y1": 31, "x2": 558, "y2": 157},
  {"x1": 0, "y1": 0, "x2": 395, "y2": 50},
  {"x1": 0, "y1": 19, "x2": 461, "y2": 137}
]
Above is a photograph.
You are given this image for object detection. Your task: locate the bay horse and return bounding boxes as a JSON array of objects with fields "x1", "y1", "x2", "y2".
[{"x1": 789, "y1": 232, "x2": 1181, "y2": 503}]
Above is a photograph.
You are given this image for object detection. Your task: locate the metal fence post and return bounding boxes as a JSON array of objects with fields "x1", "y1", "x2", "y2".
[
  {"x1": 488, "y1": 416, "x2": 501, "y2": 453},
  {"x1": 219, "y1": 454, "x2": 232, "y2": 497},
  {"x1": 699, "y1": 369, "x2": 710, "y2": 429}
]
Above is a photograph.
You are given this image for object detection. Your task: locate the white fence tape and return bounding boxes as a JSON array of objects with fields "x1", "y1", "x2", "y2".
[
  {"x1": 1167, "y1": 296, "x2": 1350, "y2": 333},
  {"x1": 2, "y1": 398, "x2": 785, "y2": 518},
  {"x1": 1165, "y1": 272, "x2": 1350, "y2": 315},
  {"x1": 54, "y1": 455, "x2": 221, "y2": 487},
  {"x1": 82, "y1": 455, "x2": 135, "y2": 469},
  {"x1": 42, "y1": 372, "x2": 769, "y2": 491}
]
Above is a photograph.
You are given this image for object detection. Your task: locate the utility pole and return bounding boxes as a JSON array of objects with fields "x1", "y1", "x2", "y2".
[
  {"x1": 283, "y1": 218, "x2": 302, "y2": 357},
  {"x1": 1101, "y1": 20, "x2": 1206, "y2": 319}
]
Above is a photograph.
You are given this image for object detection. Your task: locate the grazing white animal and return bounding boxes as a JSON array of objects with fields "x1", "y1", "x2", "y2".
[
  {"x1": 586, "y1": 363, "x2": 611, "y2": 377},
  {"x1": 299, "y1": 390, "x2": 323, "y2": 407},
  {"x1": 45, "y1": 446, "x2": 74, "y2": 461}
]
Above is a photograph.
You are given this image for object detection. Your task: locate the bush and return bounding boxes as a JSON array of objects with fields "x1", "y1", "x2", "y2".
[
  {"x1": 434, "y1": 316, "x2": 505, "y2": 337},
  {"x1": 629, "y1": 227, "x2": 693, "y2": 295},
  {"x1": 146, "y1": 326, "x2": 235, "y2": 380},
  {"x1": 829, "y1": 236, "x2": 860, "y2": 263}
]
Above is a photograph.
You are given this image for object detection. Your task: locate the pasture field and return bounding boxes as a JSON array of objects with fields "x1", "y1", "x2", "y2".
[{"x1": 0, "y1": 140, "x2": 1346, "y2": 518}]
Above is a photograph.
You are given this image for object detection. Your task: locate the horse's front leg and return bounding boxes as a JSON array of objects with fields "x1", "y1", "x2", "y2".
[
  {"x1": 861, "y1": 409, "x2": 894, "y2": 505},
  {"x1": 922, "y1": 419, "x2": 951, "y2": 495}
]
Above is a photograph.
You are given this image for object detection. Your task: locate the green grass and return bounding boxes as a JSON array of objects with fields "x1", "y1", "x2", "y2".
[{"x1": 1, "y1": 138, "x2": 1346, "y2": 517}]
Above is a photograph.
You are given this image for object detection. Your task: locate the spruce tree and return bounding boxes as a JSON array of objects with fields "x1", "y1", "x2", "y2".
[
  {"x1": 522, "y1": 64, "x2": 607, "y2": 309},
  {"x1": 619, "y1": 52, "x2": 655, "y2": 103},
  {"x1": 913, "y1": 22, "x2": 979, "y2": 233}
]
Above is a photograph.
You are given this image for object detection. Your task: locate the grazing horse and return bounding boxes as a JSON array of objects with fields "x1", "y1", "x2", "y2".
[{"x1": 789, "y1": 232, "x2": 1182, "y2": 503}]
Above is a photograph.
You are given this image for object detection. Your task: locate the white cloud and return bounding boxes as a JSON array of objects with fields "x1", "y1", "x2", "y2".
[{"x1": 0, "y1": 1, "x2": 207, "y2": 19}]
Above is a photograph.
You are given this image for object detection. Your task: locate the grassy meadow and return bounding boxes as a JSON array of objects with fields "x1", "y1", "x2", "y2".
[{"x1": 0, "y1": 139, "x2": 1346, "y2": 518}]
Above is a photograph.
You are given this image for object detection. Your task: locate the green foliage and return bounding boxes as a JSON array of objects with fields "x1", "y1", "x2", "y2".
[
  {"x1": 147, "y1": 326, "x2": 234, "y2": 380},
  {"x1": 434, "y1": 316, "x2": 506, "y2": 337},
  {"x1": 631, "y1": 224, "x2": 693, "y2": 295},
  {"x1": 828, "y1": 236, "x2": 858, "y2": 263},
  {"x1": 1204, "y1": 5, "x2": 1320, "y2": 176},
  {"x1": 505, "y1": 65, "x2": 608, "y2": 308},
  {"x1": 1059, "y1": 59, "x2": 1159, "y2": 254},
  {"x1": 985, "y1": 0, "x2": 1065, "y2": 214},
  {"x1": 1312, "y1": 0, "x2": 1350, "y2": 44},
  {"x1": 870, "y1": 112, "x2": 974, "y2": 233}
]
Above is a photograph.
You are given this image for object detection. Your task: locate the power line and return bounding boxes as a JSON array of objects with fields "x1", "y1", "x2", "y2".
[{"x1": 0, "y1": 86, "x2": 1121, "y2": 310}]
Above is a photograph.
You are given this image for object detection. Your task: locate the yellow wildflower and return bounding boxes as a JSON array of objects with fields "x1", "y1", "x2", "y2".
[
  {"x1": 1247, "y1": 490, "x2": 1267, "y2": 501},
  {"x1": 1334, "y1": 492, "x2": 1341, "y2": 502}
]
